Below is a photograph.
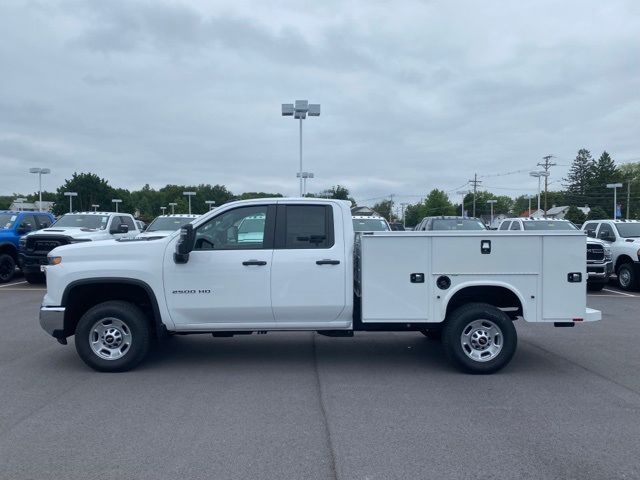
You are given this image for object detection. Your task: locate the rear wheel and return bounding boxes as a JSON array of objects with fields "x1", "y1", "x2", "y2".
[
  {"x1": 75, "y1": 301, "x2": 150, "y2": 372},
  {"x1": 442, "y1": 303, "x2": 517, "y2": 374},
  {"x1": 24, "y1": 272, "x2": 45, "y2": 284},
  {"x1": 617, "y1": 263, "x2": 638, "y2": 291},
  {"x1": 0, "y1": 254, "x2": 16, "y2": 283}
]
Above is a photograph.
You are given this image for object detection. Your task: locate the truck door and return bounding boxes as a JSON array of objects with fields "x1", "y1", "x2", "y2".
[
  {"x1": 270, "y1": 203, "x2": 347, "y2": 325},
  {"x1": 163, "y1": 205, "x2": 276, "y2": 327}
]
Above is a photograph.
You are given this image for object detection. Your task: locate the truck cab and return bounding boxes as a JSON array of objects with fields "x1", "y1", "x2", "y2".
[{"x1": 0, "y1": 210, "x2": 55, "y2": 283}]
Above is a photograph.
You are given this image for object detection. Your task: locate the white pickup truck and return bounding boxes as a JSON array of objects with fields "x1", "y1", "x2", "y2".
[{"x1": 39, "y1": 198, "x2": 600, "y2": 374}]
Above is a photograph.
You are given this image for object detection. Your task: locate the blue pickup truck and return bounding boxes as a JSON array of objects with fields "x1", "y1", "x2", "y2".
[{"x1": 0, "y1": 211, "x2": 56, "y2": 283}]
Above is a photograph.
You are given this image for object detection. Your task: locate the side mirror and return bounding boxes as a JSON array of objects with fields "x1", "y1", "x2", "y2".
[
  {"x1": 111, "y1": 224, "x2": 129, "y2": 234},
  {"x1": 174, "y1": 224, "x2": 196, "y2": 264},
  {"x1": 586, "y1": 230, "x2": 596, "y2": 238}
]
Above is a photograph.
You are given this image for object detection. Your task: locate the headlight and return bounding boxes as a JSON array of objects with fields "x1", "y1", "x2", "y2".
[
  {"x1": 604, "y1": 247, "x2": 612, "y2": 260},
  {"x1": 19, "y1": 237, "x2": 27, "y2": 248},
  {"x1": 47, "y1": 256, "x2": 62, "y2": 265}
]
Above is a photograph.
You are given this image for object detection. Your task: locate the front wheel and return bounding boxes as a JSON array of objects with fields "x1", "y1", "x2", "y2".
[
  {"x1": 0, "y1": 254, "x2": 16, "y2": 283},
  {"x1": 75, "y1": 301, "x2": 150, "y2": 372},
  {"x1": 617, "y1": 263, "x2": 638, "y2": 291},
  {"x1": 442, "y1": 303, "x2": 517, "y2": 374}
]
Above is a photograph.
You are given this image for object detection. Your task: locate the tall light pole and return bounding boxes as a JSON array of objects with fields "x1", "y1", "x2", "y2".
[
  {"x1": 169, "y1": 202, "x2": 177, "y2": 214},
  {"x1": 296, "y1": 172, "x2": 315, "y2": 196},
  {"x1": 91, "y1": 204, "x2": 99, "y2": 212},
  {"x1": 183, "y1": 192, "x2": 196, "y2": 214},
  {"x1": 205, "y1": 200, "x2": 216, "y2": 211},
  {"x1": 112, "y1": 199, "x2": 122, "y2": 213},
  {"x1": 160, "y1": 206, "x2": 167, "y2": 215},
  {"x1": 64, "y1": 192, "x2": 78, "y2": 213},
  {"x1": 282, "y1": 100, "x2": 320, "y2": 196},
  {"x1": 487, "y1": 199, "x2": 497, "y2": 226},
  {"x1": 457, "y1": 191, "x2": 469, "y2": 217},
  {"x1": 529, "y1": 171, "x2": 549, "y2": 214},
  {"x1": 400, "y1": 202, "x2": 409, "y2": 228},
  {"x1": 29, "y1": 168, "x2": 51, "y2": 212},
  {"x1": 607, "y1": 183, "x2": 623, "y2": 219},
  {"x1": 527, "y1": 194, "x2": 534, "y2": 216}
]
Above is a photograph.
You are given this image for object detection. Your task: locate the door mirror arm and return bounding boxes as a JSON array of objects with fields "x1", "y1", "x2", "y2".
[{"x1": 175, "y1": 224, "x2": 196, "y2": 264}]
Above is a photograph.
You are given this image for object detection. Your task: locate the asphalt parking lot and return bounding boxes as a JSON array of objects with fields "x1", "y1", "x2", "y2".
[{"x1": 0, "y1": 279, "x2": 639, "y2": 480}]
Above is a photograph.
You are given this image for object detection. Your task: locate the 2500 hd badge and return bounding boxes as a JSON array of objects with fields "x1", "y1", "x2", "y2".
[{"x1": 172, "y1": 289, "x2": 212, "y2": 294}]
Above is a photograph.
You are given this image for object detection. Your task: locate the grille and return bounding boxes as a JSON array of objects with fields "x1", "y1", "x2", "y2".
[
  {"x1": 27, "y1": 236, "x2": 69, "y2": 253},
  {"x1": 586, "y1": 243, "x2": 605, "y2": 262}
]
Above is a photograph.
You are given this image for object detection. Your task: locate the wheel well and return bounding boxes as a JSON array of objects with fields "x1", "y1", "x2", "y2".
[
  {"x1": 0, "y1": 243, "x2": 17, "y2": 260},
  {"x1": 445, "y1": 286, "x2": 523, "y2": 320},
  {"x1": 63, "y1": 282, "x2": 160, "y2": 337},
  {"x1": 615, "y1": 255, "x2": 634, "y2": 272}
]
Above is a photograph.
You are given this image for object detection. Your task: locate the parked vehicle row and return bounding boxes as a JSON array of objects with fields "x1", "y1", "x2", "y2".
[{"x1": 136, "y1": 214, "x2": 199, "y2": 239}]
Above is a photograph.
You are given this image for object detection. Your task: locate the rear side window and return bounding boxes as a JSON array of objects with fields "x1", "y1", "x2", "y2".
[
  {"x1": 284, "y1": 205, "x2": 334, "y2": 249},
  {"x1": 19, "y1": 214, "x2": 36, "y2": 231},
  {"x1": 499, "y1": 221, "x2": 511, "y2": 230},
  {"x1": 510, "y1": 221, "x2": 521, "y2": 230}
]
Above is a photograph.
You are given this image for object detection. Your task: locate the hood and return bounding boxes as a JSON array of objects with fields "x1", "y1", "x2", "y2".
[
  {"x1": 136, "y1": 230, "x2": 176, "y2": 239},
  {"x1": 586, "y1": 238, "x2": 607, "y2": 246},
  {"x1": 51, "y1": 235, "x2": 170, "y2": 259},
  {"x1": 0, "y1": 228, "x2": 16, "y2": 238},
  {"x1": 26, "y1": 227, "x2": 110, "y2": 240}
]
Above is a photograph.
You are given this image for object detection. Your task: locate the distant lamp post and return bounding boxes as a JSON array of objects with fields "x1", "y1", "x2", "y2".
[
  {"x1": 606, "y1": 183, "x2": 623, "y2": 219},
  {"x1": 15, "y1": 198, "x2": 27, "y2": 211},
  {"x1": 112, "y1": 199, "x2": 122, "y2": 213},
  {"x1": 91, "y1": 204, "x2": 99, "y2": 212},
  {"x1": 296, "y1": 172, "x2": 315, "y2": 196},
  {"x1": 169, "y1": 202, "x2": 178, "y2": 214},
  {"x1": 64, "y1": 192, "x2": 78, "y2": 213},
  {"x1": 457, "y1": 191, "x2": 469, "y2": 217},
  {"x1": 487, "y1": 199, "x2": 497, "y2": 226},
  {"x1": 160, "y1": 206, "x2": 167, "y2": 215},
  {"x1": 529, "y1": 171, "x2": 549, "y2": 213},
  {"x1": 183, "y1": 192, "x2": 196, "y2": 214},
  {"x1": 29, "y1": 167, "x2": 51, "y2": 212},
  {"x1": 526, "y1": 194, "x2": 535, "y2": 216},
  {"x1": 282, "y1": 100, "x2": 321, "y2": 196},
  {"x1": 205, "y1": 200, "x2": 216, "y2": 211}
]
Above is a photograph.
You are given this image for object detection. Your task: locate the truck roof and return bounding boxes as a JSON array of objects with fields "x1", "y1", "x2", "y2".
[
  {"x1": 154, "y1": 214, "x2": 199, "y2": 218},
  {"x1": 63, "y1": 211, "x2": 131, "y2": 216}
]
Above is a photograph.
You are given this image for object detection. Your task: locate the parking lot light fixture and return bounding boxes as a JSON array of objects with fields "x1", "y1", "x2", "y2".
[
  {"x1": 160, "y1": 206, "x2": 167, "y2": 215},
  {"x1": 529, "y1": 171, "x2": 549, "y2": 213},
  {"x1": 457, "y1": 191, "x2": 469, "y2": 217},
  {"x1": 487, "y1": 199, "x2": 497, "y2": 225},
  {"x1": 205, "y1": 200, "x2": 216, "y2": 211},
  {"x1": 296, "y1": 172, "x2": 315, "y2": 196},
  {"x1": 64, "y1": 192, "x2": 78, "y2": 213},
  {"x1": 29, "y1": 167, "x2": 51, "y2": 212},
  {"x1": 91, "y1": 204, "x2": 99, "y2": 212},
  {"x1": 282, "y1": 100, "x2": 320, "y2": 196},
  {"x1": 112, "y1": 199, "x2": 122, "y2": 213},
  {"x1": 169, "y1": 202, "x2": 178, "y2": 214},
  {"x1": 606, "y1": 183, "x2": 623, "y2": 219},
  {"x1": 183, "y1": 192, "x2": 196, "y2": 214}
]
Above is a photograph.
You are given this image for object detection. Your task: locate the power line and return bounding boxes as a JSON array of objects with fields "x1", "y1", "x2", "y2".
[
  {"x1": 537, "y1": 155, "x2": 556, "y2": 216},
  {"x1": 468, "y1": 173, "x2": 482, "y2": 217}
]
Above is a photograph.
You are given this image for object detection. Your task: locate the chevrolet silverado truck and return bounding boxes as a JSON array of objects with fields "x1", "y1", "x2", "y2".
[
  {"x1": 20, "y1": 211, "x2": 139, "y2": 283},
  {"x1": 39, "y1": 198, "x2": 600, "y2": 374},
  {"x1": 0, "y1": 210, "x2": 55, "y2": 283},
  {"x1": 499, "y1": 217, "x2": 612, "y2": 291},
  {"x1": 582, "y1": 219, "x2": 640, "y2": 290}
]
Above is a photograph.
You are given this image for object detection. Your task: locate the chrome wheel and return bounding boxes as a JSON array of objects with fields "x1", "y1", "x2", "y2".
[
  {"x1": 460, "y1": 319, "x2": 503, "y2": 362},
  {"x1": 619, "y1": 267, "x2": 631, "y2": 288},
  {"x1": 89, "y1": 317, "x2": 132, "y2": 360}
]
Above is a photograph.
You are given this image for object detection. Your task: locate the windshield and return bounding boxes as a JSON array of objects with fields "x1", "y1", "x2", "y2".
[
  {"x1": 522, "y1": 221, "x2": 577, "y2": 231},
  {"x1": 147, "y1": 216, "x2": 194, "y2": 232},
  {"x1": 353, "y1": 218, "x2": 390, "y2": 232},
  {"x1": 614, "y1": 223, "x2": 640, "y2": 238},
  {"x1": 0, "y1": 214, "x2": 17, "y2": 230},
  {"x1": 52, "y1": 214, "x2": 110, "y2": 230},
  {"x1": 431, "y1": 219, "x2": 486, "y2": 230}
]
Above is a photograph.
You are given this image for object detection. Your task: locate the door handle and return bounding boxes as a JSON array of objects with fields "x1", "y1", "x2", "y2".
[
  {"x1": 316, "y1": 259, "x2": 340, "y2": 265},
  {"x1": 242, "y1": 260, "x2": 267, "y2": 266}
]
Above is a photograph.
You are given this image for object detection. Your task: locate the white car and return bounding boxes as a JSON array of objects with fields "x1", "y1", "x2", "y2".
[
  {"x1": 352, "y1": 215, "x2": 390, "y2": 232},
  {"x1": 137, "y1": 214, "x2": 199, "y2": 239},
  {"x1": 581, "y1": 219, "x2": 640, "y2": 290},
  {"x1": 39, "y1": 198, "x2": 599, "y2": 374}
]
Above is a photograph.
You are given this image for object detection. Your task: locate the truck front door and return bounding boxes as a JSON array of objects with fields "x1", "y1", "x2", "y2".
[
  {"x1": 270, "y1": 203, "x2": 347, "y2": 326},
  {"x1": 163, "y1": 205, "x2": 276, "y2": 327}
]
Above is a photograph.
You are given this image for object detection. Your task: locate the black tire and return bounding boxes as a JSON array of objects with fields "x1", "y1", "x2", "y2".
[
  {"x1": 442, "y1": 303, "x2": 517, "y2": 374},
  {"x1": 419, "y1": 329, "x2": 442, "y2": 341},
  {"x1": 24, "y1": 272, "x2": 46, "y2": 284},
  {"x1": 0, "y1": 254, "x2": 16, "y2": 283},
  {"x1": 617, "y1": 263, "x2": 638, "y2": 291},
  {"x1": 587, "y1": 282, "x2": 605, "y2": 292},
  {"x1": 75, "y1": 300, "x2": 150, "y2": 372}
]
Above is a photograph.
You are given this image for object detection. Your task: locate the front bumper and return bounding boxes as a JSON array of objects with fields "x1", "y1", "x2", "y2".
[
  {"x1": 19, "y1": 252, "x2": 48, "y2": 273},
  {"x1": 587, "y1": 260, "x2": 613, "y2": 281},
  {"x1": 39, "y1": 306, "x2": 65, "y2": 338}
]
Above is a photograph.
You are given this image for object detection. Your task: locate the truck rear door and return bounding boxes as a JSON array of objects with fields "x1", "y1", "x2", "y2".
[{"x1": 270, "y1": 203, "x2": 347, "y2": 325}]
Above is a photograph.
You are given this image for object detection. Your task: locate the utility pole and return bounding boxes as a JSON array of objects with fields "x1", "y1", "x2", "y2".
[
  {"x1": 400, "y1": 202, "x2": 409, "y2": 228},
  {"x1": 468, "y1": 174, "x2": 482, "y2": 217},
  {"x1": 627, "y1": 181, "x2": 631, "y2": 220},
  {"x1": 537, "y1": 155, "x2": 556, "y2": 217}
]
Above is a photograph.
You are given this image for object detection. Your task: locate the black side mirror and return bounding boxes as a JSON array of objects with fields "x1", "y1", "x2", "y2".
[
  {"x1": 174, "y1": 224, "x2": 196, "y2": 264},
  {"x1": 586, "y1": 230, "x2": 596, "y2": 238},
  {"x1": 110, "y1": 224, "x2": 129, "y2": 234}
]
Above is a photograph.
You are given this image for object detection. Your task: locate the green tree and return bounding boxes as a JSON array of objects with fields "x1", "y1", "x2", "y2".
[
  {"x1": 462, "y1": 191, "x2": 512, "y2": 217},
  {"x1": 372, "y1": 199, "x2": 395, "y2": 221},
  {"x1": 619, "y1": 162, "x2": 640, "y2": 219},
  {"x1": 53, "y1": 172, "x2": 116, "y2": 216},
  {"x1": 586, "y1": 206, "x2": 608, "y2": 221},
  {"x1": 404, "y1": 202, "x2": 423, "y2": 227},
  {"x1": 564, "y1": 205, "x2": 586, "y2": 225},
  {"x1": 564, "y1": 149, "x2": 595, "y2": 207},
  {"x1": 308, "y1": 185, "x2": 355, "y2": 206},
  {"x1": 423, "y1": 189, "x2": 456, "y2": 216}
]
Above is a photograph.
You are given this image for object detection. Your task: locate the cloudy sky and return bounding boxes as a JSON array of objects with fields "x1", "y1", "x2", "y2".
[{"x1": 1, "y1": 0, "x2": 639, "y2": 205}]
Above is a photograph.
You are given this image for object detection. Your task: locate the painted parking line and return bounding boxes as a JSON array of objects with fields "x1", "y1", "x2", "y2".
[
  {"x1": 602, "y1": 288, "x2": 638, "y2": 298},
  {"x1": 0, "y1": 288, "x2": 46, "y2": 292},
  {"x1": 0, "y1": 281, "x2": 27, "y2": 288}
]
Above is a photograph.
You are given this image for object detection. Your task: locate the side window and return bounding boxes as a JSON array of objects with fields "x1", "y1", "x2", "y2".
[
  {"x1": 194, "y1": 206, "x2": 269, "y2": 250},
  {"x1": 598, "y1": 223, "x2": 615, "y2": 241},
  {"x1": 36, "y1": 215, "x2": 52, "y2": 229},
  {"x1": 583, "y1": 222, "x2": 598, "y2": 237},
  {"x1": 510, "y1": 221, "x2": 521, "y2": 230},
  {"x1": 120, "y1": 216, "x2": 135, "y2": 230},
  {"x1": 499, "y1": 221, "x2": 511, "y2": 230},
  {"x1": 284, "y1": 205, "x2": 334, "y2": 249},
  {"x1": 110, "y1": 216, "x2": 122, "y2": 231},
  {"x1": 19, "y1": 214, "x2": 36, "y2": 232}
]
